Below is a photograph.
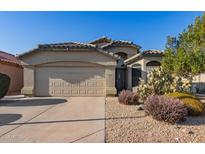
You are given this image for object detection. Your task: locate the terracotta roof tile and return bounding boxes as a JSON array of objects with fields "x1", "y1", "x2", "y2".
[
  {"x1": 102, "y1": 40, "x2": 141, "y2": 50},
  {"x1": 0, "y1": 51, "x2": 22, "y2": 67}
]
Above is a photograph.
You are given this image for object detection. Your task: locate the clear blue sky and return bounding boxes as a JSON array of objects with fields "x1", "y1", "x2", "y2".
[{"x1": 0, "y1": 11, "x2": 203, "y2": 55}]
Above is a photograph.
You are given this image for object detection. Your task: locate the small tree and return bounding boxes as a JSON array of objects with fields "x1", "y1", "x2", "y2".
[{"x1": 162, "y1": 13, "x2": 205, "y2": 79}]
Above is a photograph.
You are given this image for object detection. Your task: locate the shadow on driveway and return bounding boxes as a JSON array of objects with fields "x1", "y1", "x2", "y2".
[
  {"x1": 2, "y1": 115, "x2": 146, "y2": 126},
  {"x1": 0, "y1": 114, "x2": 22, "y2": 126},
  {"x1": 0, "y1": 98, "x2": 67, "y2": 107}
]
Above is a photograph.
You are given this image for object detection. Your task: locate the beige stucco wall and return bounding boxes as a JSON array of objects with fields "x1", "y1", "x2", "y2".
[
  {"x1": 20, "y1": 49, "x2": 117, "y2": 96},
  {"x1": 106, "y1": 46, "x2": 139, "y2": 59},
  {"x1": 21, "y1": 65, "x2": 34, "y2": 96},
  {"x1": 21, "y1": 50, "x2": 116, "y2": 66},
  {"x1": 0, "y1": 62, "x2": 23, "y2": 95},
  {"x1": 105, "y1": 66, "x2": 116, "y2": 96},
  {"x1": 192, "y1": 73, "x2": 205, "y2": 92}
]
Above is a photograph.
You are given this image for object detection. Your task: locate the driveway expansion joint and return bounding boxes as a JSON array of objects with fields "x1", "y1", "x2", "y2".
[{"x1": 0, "y1": 104, "x2": 58, "y2": 139}]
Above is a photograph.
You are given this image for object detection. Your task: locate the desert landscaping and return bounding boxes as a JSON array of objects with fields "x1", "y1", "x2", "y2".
[{"x1": 106, "y1": 97, "x2": 205, "y2": 143}]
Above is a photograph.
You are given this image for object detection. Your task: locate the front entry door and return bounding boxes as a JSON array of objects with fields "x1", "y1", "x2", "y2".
[
  {"x1": 116, "y1": 67, "x2": 126, "y2": 94},
  {"x1": 132, "y1": 68, "x2": 141, "y2": 87}
]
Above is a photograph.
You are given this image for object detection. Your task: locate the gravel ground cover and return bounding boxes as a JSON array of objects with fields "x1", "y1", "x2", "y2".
[{"x1": 105, "y1": 97, "x2": 205, "y2": 143}]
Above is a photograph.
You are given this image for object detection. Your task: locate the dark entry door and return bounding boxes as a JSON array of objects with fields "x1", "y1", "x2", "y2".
[
  {"x1": 116, "y1": 68, "x2": 126, "y2": 93},
  {"x1": 132, "y1": 68, "x2": 141, "y2": 87}
]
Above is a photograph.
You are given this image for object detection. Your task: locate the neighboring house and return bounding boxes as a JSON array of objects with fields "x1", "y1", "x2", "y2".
[
  {"x1": 0, "y1": 51, "x2": 23, "y2": 95},
  {"x1": 18, "y1": 36, "x2": 163, "y2": 97},
  {"x1": 192, "y1": 73, "x2": 205, "y2": 93}
]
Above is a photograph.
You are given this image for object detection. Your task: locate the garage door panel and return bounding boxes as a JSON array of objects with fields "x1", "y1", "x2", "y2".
[{"x1": 35, "y1": 66, "x2": 106, "y2": 96}]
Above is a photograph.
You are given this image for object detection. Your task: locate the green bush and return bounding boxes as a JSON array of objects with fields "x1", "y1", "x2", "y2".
[
  {"x1": 166, "y1": 92, "x2": 204, "y2": 116},
  {"x1": 0, "y1": 73, "x2": 11, "y2": 99}
]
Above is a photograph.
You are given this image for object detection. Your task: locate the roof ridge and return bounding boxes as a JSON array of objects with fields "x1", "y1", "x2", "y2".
[
  {"x1": 112, "y1": 40, "x2": 133, "y2": 44},
  {"x1": 143, "y1": 49, "x2": 162, "y2": 51},
  {"x1": 38, "y1": 41, "x2": 96, "y2": 49},
  {"x1": 101, "y1": 40, "x2": 141, "y2": 50},
  {"x1": 142, "y1": 49, "x2": 163, "y2": 55},
  {"x1": 89, "y1": 36, "x2": 112, "y2": 44}
]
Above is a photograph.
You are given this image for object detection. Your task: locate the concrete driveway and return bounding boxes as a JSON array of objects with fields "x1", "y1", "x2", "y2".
[{"x1": 0, "y1": 97, "x2": 105, "y2": 143}]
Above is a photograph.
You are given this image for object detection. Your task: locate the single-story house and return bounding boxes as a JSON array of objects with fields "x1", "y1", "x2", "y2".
[
  {"x1": 18, "y1": 37, "x2": 163, "y2": 97},
  {"x1": 0, "y1": 51, "x2": 23, "y2": 95}
]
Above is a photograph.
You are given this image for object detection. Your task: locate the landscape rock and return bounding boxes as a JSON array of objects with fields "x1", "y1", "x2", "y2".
[
  {"x1": 137, "y1": 105, "x2": 144, "y2": 111},
  {"x1": 188, "y1": 130, "x2": 194, "y2": 135},
  {"x1": 175, "y1": 137, "x2": 180, "y2": 143},
  {"x1": 106, "y1": 97, "x2": 205, "y2": 143},
  {"x1": 174, "y1": 125, "x2": 181, "y2": 129}
]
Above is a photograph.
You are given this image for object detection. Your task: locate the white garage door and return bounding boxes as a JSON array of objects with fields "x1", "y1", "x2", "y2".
[{"x1": 35, "y1": 66, "x2": 106, "y2": 97}]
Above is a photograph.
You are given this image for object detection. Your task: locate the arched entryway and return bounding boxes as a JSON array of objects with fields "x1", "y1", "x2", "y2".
[
  {"x1": 115, "y1": 52, "x2": 128, "y2": 60},
  {"x1": 146, "y1": 61, "x2": 161, "y2": 74}
]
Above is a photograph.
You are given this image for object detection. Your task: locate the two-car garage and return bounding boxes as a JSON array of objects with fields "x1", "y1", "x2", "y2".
[
  {"x1": 35, "y1": 66, "x2": 106, "y2": 97},
  {"x1": 19, "y1": 44, "x2": 117, "y2": 97}
]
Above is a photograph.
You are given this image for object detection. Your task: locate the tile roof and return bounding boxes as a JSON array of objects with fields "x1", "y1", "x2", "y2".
[
  {"x1": 142, "y1": 50, "x2": 163, "y2": 55},
  {"x1": 102, "y1": 40, "x2": 141, "y2": 50},
  {"x1": 0, "y1": 51, "x2": 22, "y2": 67},
  {"x1": 18, "y1": 37, "x2": 141, "y2": 59},
  {"x1": 18, "y1": 42, "x2": 119, "y2": 59},
  {"x1": 38, "y1": 42, "x2": 96, "y2": 49},
  {"x1": 89, "y1": 36, "x2": 141, "y2": 50}
]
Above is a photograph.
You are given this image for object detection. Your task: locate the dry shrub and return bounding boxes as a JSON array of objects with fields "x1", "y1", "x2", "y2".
[
  {"x1": 118, "y1": 90, "x2": 139, "y2": 105},
  {"x1": 144, "y1": 95, "x2": 188, "y2": 123}
]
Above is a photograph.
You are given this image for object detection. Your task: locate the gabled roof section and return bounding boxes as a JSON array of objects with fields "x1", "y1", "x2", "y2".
[
  {"x1": 0, "y1": 51, "x2": 22, "y2": 67},
  {"x1": 101, "y1": 40, "x2": 141, "y2": 50},
  {"x1": 89, "y1": 36, "x2": 112, "y2": 44},
  {"x1": 18, "y1": 42, "x2": 119, "y2": 60},
  {"x1": 124, "y1": 53, "x2": 142, "y2": 65},
  {"x1": 124, "y1": 49, "x2": 163, "y2": 65}
]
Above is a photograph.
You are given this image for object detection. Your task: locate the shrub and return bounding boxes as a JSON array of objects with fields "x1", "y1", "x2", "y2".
[
  {"x1": 118, "y1": 90, "x2": 139, "y2": 105},
  {"x1": 136, "y1": 81, "x2": 153, "y2": 102},
  {"x1": 136, "y1": 67, "x2": 173, "y2": 102},
  {"x1": 166, "y1": 92, "x2": 204, "y2": 116},
  {"x1": 0, "y1": 73, "x2": 11, "y2": 99},
  {"x1": 144, "y1": 95, "x2": 188, "y2": 123},
  {"x1": 170, "y1": 76, "x2": 192, "y2": 93},
  {"x1": 136, "y1": 67, "x2": 192, "y2": 102}
]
